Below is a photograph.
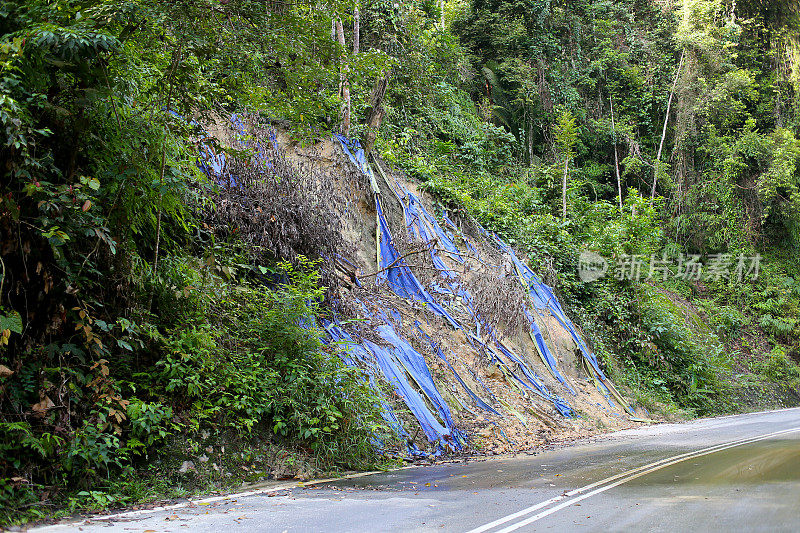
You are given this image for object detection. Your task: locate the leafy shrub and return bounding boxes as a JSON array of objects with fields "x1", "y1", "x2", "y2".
[
  {"x1": 751, "y1": 277, "x2": 800, "y2": 340},
  {"x1": 634, "y1": 289, "x2": 728, "y2": 413},
  {"x1": 155, "y1": 259, "x2": 392, "y2": 467},
  {"x1": 706, "y1": 304, "x2": 750, "y2": 336},
  {"x1": 751, "y1": 346, "x2": 800, "y2": 385}
]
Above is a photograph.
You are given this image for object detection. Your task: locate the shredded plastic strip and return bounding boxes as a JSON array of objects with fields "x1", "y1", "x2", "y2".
[{"x1": 414, "y1": 323, "x2": 502, "y2": 417}]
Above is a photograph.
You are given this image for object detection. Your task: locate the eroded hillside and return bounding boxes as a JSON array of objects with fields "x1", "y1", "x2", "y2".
[{"x1": 212, "y1": 118, "x2": 646, "y2": 456}]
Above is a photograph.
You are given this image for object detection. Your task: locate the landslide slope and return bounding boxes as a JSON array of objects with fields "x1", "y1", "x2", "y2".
[{"x1": 211, "y1": 118, "x2": 645, "y2": 456}]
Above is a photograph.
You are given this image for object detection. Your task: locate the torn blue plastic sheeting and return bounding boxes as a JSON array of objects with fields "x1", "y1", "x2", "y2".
[
  {"x1": 432, "y1": 215, "x2": 573, "y2": 397},
  {"x1": 323, "y1": 322, "x2": 410, "y2": 440},
  {"x1": 168, "y1": 110, "x2": 227, "y2": 182},
  {"x1": 452, "y1": 313, "x2": 573, "y2": 418},
  {"x1": 374, "y1": 323, "x2": 465, "y2": 450},
  {"x1": 524, "y1": 308, "x2": 575, "y2": 394},
  {"x1": 493, "y1": 234, "x2": 608, "y2": 380},
  {"x1": 442, "y1": 213, "x2": 482, "y2": 261},
  {"x1": 362, "y1": 337, "x2": 453, "y2": 449},
  {"x1": 334, "y1": 134, "x2": 375, "y2": 180},
  {"x1": 197, "y1": 143, "x2": 226, "y2": 176},
  {"x1": 492, "y1": 338, "x2": 573, "y2": 417},
  {"x1": 399, "y1": 189, "x2": 464, "y2": 268},
  {"x1": 414, "y1": 323, "x2": 501, "y2": 417},
  {"x1": 195, "y1": 114, "x2": 277, "y2": 185},
  {"x1": 376, "y1": 199, "x2": 461, "y2": 329},
  {"x1": 325, "y1": 317, "x2": 463, "y2": 452}
]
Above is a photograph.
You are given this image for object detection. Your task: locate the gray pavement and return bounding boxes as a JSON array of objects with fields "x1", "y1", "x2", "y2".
[{"x1": 34, "y1": 407, "x2": 800, "y2": 532}]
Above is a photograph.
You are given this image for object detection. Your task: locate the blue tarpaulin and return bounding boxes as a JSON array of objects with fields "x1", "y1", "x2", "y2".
[
  {"x1": 327, "y1": 134, "x2": 632, "y2": 448},
  {"x1": 375, "y1": 198, "x2": 462, "y2": 330},
  {"x1": 493, "y1": 235, "x2": 607, "y2": 379}
]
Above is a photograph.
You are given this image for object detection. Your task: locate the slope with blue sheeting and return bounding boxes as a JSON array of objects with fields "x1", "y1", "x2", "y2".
[
  {"x1": 375, "y1": 199, "x2": 462, "y2": 330},
  {"x1": 380, "y1": 169, "x2": 575, "y2": 413},
  {"x1": 332, "y1": 134, "x2": 591, "y2": 430},
  {"x1": 492, "y1": 234, "x2": 633, "y2": 413},
  {"x1": 198, "y1": 119, "x2": 633, "y2": 455},
  {"x1": 387, "y1": 178, "x2": 577, "y2": 397}
]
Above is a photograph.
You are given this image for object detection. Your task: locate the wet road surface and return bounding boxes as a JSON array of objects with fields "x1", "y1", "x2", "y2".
[{"x1": 35, "y1": 407, "x2": 800, "y2": 532}]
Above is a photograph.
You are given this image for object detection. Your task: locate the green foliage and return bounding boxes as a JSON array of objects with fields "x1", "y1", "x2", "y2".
[
  {"x1": 0, "y1": 1, "x2": 395, "y2": 523},
  {"x1": 750, "y1": 276, "x2": 800, "y2": 340},
  {"x1": 554, "y1": 109, "x2": 578, "y2": 160},
  {"x1": 637, "y1": 288, "x2": 728, "y2": 413},
  {"x1": 153, "y1": 259, "x2": 391, "y2": 465},
  {"x1": 580, "y1": 189, "x2": 662, "y2": 258},
  {"x1": 751, "y1": 346, "x2": 800, "y2": 385},
  {"x1": 2, "y1": 0, "x2": 800, "y2": 524}
]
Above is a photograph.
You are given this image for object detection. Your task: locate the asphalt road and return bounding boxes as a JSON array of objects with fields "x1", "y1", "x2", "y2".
[{"x1": 35, "y1": 407, "x2": 800, "y2": 533}]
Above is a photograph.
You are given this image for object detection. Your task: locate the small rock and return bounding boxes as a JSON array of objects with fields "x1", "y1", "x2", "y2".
[
  {"x1": 179, "y1": 461, "x2": 196, "y2": 473},
  {"x1": 486, "y1": 365, "x2": 503, "y2": 379}
]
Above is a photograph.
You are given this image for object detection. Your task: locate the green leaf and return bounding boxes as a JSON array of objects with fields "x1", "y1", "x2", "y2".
[
  {"x1": 117, "y1": 339, "x2": 133, "y2": 351},
  {"x1": 0, "y1": 311, "x2": 23, "y2": 334}
]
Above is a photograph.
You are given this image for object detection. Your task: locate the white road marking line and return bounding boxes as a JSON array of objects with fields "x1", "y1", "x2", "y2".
[
  {"x1": 467, "y1": 426, "x2": 800, "y2": 533},
  {"x1": 31, "y1": 470, "x2": 383, "y2": 532}
]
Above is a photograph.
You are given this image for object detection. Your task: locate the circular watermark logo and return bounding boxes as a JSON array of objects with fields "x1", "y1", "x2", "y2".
[{"x1": 578, "y1": 250, "x2": 608, "y2": 282}]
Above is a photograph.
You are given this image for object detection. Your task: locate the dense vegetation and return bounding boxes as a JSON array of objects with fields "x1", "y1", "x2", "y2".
[{"x1": 2, "y1": 0, "x2": 799, "y2": 525}]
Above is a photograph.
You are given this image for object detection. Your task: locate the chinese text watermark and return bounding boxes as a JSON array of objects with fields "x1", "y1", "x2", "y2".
[{"x1": 578, "y1": 251, "x2": 761, "y2": 283}]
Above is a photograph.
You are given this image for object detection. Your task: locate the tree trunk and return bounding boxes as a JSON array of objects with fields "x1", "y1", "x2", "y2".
[
  {"x1": 353, "y1": 7, "x2": 360, "y2": 54},
  {"x1": 652, "y1": 49, "x2": 685, "y2": 199},
  {"x1": 363, "y1": 74, "x2": 388, "y2": 154},
  {"x1": 335, "y1": 19, "x2": 351, "y2": 136},
  {"x1": 562, "y1": 157, "x2": 569, "y2": 220},
  {"x1": 610, "y1": 94, "x2": 623, "y2": 211},
  {"x1": 148, "y1": 43, "x2": 182, "y2": 312}
]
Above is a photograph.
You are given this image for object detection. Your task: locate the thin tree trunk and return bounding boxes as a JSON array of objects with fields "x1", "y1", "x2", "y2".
[
  {"x1": 363, "y1": 74, "x2": 388, "y2": 154},
  {"x1": 353, "y1": 7, "x2": 360, "y2": 54},
  {"x1": 526, "y1": 110, "x2": 534, "y2": 166},
  {"x1": 610, "y1": 94, "x2": 623, "y2": 211},
  {"x1": 335, "y1": 19, "x2": 351, "y2": 136},
  {"x1": 562, "y1": 157, "x2": 569, "y2": 220},
  {"x1": 652, "y1": 49, "x2": 685, "y2": 199},
  {"x1": 148, "y1": 43, "x2": 182, "y2": 312}
]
